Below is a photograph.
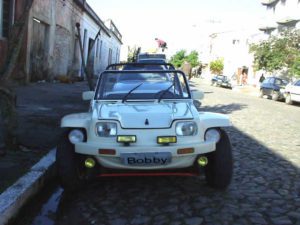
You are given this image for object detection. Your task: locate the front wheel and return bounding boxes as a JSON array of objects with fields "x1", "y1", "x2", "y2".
[
  {"x1": 285, "y1": 93, "x2": 293, "y2": 105},
  {"x1": 56, "y1": 131, "x2": 85, "y2": 192},
  {"x1": 204, "y1": 129, "x2": 233, "y2": 189}
]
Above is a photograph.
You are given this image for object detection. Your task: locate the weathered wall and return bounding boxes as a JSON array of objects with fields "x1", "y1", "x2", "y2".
[{"x1": 24, "y1": 0, "x2": 122, "y2": 81}]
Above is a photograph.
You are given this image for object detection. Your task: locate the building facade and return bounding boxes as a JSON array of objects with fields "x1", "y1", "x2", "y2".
[
  {"x1": 0, "y1": 0, "x2": 122, "y2": 82},
  {"x1": 260, "y1": 0, "x2": 300, "y2": 34}
]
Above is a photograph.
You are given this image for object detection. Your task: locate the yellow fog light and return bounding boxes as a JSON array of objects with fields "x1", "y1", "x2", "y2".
[
  {"x1": 157, "y1": 136, "x2": 177, "y2": 144},
  {"x1": 117, "y1": 135, "x2": 136, "y2": 143},
  {"x1": 197, "y1": 156, "x2": 208, "y2": 167},
  {"x1": 85, "y1": 158, "x2": 96, "y2": 168}
]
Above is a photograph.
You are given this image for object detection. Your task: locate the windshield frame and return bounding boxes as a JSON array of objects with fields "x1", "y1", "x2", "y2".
[{"x1": 94, "y1": 70, "x2": 191, "y2": 101}]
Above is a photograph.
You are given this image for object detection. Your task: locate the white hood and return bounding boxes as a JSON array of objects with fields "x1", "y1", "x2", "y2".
[{"x1": 97, "y1": 102, "x2": 193, "y2": 128}]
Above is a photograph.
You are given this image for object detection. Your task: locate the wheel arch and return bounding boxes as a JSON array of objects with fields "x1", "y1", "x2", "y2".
[
  {"x1": 199, "y1": 112, "x2": 231, "y2": 131},
  {"x1": 61, "y1": 113, "x2": 91, "y2": 130}
]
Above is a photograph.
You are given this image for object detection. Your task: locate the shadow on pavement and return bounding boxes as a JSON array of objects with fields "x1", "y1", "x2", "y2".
[
  {"x1": 199, "y1": 103, "x2": 248, "y2": 114},
  {"x1": 13, "y1": 103, "x2": 300, "y2": 225},
  {"x1": 51, "y1": 126, "x2": 300, "y2": 225}
]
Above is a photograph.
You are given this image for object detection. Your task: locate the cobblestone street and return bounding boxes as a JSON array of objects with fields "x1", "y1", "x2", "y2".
[{"x1": 27, "y1": 79, "x2": 300, "y2": 225}]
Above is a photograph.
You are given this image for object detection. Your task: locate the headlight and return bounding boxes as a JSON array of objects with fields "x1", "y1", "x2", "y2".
[
  {"x1": 176, "y1": 122, "x2": 197, "y2": 136},
  {"x1": 205, "y1": 128, "x2": 221, "y2": 143},
  {"x1": 96, "y1": 122, "x2": 117, "y2": 137},
  {"x1": 68, "y1": 129, "x2": 85, "y2": 144}
]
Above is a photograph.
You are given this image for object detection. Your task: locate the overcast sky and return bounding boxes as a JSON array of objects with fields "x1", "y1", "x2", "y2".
[{"x1": 87, "y1": 0, "x2": 266, "y2": 59}]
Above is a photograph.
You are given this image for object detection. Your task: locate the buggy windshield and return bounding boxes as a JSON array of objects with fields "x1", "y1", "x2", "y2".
[{"x1": 95, "y1": 70, "x2": 190, "y2": 101}]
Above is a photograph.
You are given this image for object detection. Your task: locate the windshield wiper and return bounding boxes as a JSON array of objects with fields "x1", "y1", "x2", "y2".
[
  {"x1": 122, "y1": 82, "x2": 144, "y2": 103},
  {"x1": 157, "y1": 83, "x2": 174, "y2": 102}
]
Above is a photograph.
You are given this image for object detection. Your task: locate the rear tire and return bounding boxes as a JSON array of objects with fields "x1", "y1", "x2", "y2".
[
  {"x1": 204, "y1": 129, "x2": 233, "y2": 189},
  {"x1": 285, "y1": 93, "x2": 293, "y2": 105},
  {"x1": 56, "y1": 131, "x2": 85, "y2": 192}
]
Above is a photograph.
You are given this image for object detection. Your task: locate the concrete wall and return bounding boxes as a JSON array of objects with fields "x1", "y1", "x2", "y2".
[{"x1": 24, "y1": 0, "x2": 122, "y2": 81}]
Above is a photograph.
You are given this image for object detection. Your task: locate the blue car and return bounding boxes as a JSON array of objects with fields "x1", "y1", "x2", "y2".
[{"x1": 259, "y1": 77, "x2": 288, "y2": 101}]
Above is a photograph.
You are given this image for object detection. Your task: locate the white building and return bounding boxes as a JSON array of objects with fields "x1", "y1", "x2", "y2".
[{"x1": 259, "y1": 0, "x2": 300, "y2": 34}]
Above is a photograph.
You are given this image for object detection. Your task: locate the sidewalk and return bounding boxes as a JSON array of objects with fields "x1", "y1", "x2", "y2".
[{"x1": 0, "y1": 81, "x2": 90, "y2": 193}]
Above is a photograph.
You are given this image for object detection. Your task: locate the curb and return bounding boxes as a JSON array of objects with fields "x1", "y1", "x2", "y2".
[{"x1": 0, "y1": 149, "x2": 56, "y2": 225}]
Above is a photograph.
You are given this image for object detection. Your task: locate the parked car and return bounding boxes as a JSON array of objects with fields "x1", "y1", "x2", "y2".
[
  {"x1": 106, "y1": 62, "x2": 175, "y2": 71},
  {"x1": 284, "y1": 79, "x2": 300, "y2": 105},
  {"x1": 259, "y1": 77, "x2": 288, "y2": 101},
  {"x1": 211, "y1": 75, "x2": 233, "y2": 89},
  {"x1": 56, "y1": 66, "x2": 233, "y2": 191}
]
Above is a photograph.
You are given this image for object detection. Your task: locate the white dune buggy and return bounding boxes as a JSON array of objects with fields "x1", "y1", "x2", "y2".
[{"x1": 56, "y1": 64, "x2": 233, "y2": 191}]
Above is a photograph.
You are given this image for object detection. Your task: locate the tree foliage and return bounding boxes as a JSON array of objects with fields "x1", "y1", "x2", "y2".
[
  {"x1": 169, "y1": 50, "x2": 200, "y2": 68},
  {"x1": 250, "y1": 31, "x2": 300, "y2": 78},
  {"x1": 209, "y1": 58, "x2": 224, "y2": 75}
]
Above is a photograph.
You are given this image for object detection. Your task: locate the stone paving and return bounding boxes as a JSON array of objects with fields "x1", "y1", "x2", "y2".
[{"x1": 36, "y1": 79, "x2": 300, "y2": 224}]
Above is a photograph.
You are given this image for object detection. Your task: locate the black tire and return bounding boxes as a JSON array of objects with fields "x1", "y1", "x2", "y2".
[
  {"x1": 56, "y1": 131, "x2": 85, "y2": 192},
  {"x1": 271, "y1": 91, "x2": 279, "y2": 101},
  {"x1": 285, "y1": 93, "x2": 293, "y2": 105},
  {"x1": 204, "y1": 129, "x2": 233, "y2": 189}
]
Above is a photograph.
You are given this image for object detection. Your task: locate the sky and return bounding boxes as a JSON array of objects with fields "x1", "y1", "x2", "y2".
[{"x1": 86, "y1": 0, "x2": 266, "y2": 60}]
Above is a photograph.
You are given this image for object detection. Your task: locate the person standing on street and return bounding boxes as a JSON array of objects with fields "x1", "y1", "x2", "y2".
[{"x1": 259, "y1": 73, "x2": 265, "y2": 83}]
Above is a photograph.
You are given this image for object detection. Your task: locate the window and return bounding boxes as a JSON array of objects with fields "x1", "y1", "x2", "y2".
[
  {"x1": 262, "y1": 78, "x2": 271, "y2": 84},
  {"x1": 96, "y1": 39, "x2": 99, "y2": 57},
  {"x1": 108, "y1": 48, "x2": 112, "y2": 65},
  {"x1": 269, "y1": 77, "x2": 275, "y2": 84},
  {"x1": 99, "y1": 40, "x2": 102, "y2": 60},
  {"x1": 115, "y1": 48, "x2": 119, "y2": 63},
  {"x1": 295, "y1": 80, "x2": 300, "y2": 86}
]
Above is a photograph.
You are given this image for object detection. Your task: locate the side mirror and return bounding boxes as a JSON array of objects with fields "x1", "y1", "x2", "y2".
[
  {"x1": 191, "y1": 90, "x2": 204, "y2": 100},
  {"x1": 82, "y1": 91, "x2": 95, "y2": 100}
]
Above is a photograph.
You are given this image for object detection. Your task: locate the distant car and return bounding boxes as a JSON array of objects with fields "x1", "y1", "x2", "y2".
[
  {"x1": 259, "y1": 77, "x2": 288, "y2": 101},
  {"x1": 284, "y1": 79, "x2": 300, "y2": 105},
  {"x1": 106, "y1": 62, "x2": 175, "y2": 71},
  {"x1": 211, "y1": 75, "x2": 233, "y2": 89},
  {"x1": 137, "y1": 53, "x2": 167, "y2": 65}
]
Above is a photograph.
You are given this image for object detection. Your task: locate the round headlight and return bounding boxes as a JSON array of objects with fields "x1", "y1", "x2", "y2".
[
  {"x1": 68, "y1": 129, "x2": 84, "y2": 144},
  {"x1": 205, "y1": 128, "x2": 221, "y2": 143},
  {"x1": 176, "y1": 122, "x2": 198, "y2": 136},
  {"x1": 96, "y1": 122, "x2": 117, "y2": 137}
]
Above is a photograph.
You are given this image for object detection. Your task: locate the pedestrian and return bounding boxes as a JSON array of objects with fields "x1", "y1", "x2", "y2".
[
  {"x1": 182, "y1": 61, "x2": 192, "y2": 80},
  {"x1": 155, "y1": 38, "x2": 167, "y2": 52},
  {"x1": 259, "y1": 73, "x2": 265, "y2": 83},
  {"x1": 197, "y1": 65, "x2": 202, "y2": 78},
  {"x1": 241, "y1": 69, "x2": 248, "y2": 85}
]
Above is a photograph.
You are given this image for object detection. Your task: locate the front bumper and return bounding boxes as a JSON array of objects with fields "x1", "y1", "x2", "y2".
[{"x1": 75, "y1": 141, "x2": 216, "y2": 170}]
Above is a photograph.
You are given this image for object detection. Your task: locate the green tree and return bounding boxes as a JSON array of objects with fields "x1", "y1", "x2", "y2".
[
  {"x1": 169, "y1": 50, "x2": 200, "y2": 68},
  {"x1": 250, "y1": 30, "x2": 300, "y2": 78},
  {"x1": 186, "y1": 50, "x2": 199, "y2": 67},
  {"x1": 209, "y1": 58, "x2": 224, "y2": 75},
  {"x1": 169, "y1": 50, "x2": 186, "y2": 68}
]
